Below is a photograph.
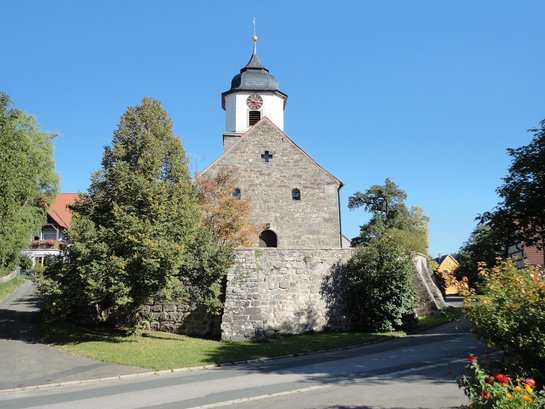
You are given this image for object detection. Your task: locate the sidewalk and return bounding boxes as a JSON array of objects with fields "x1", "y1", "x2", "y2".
[{"x1": 0, "y1": 280, "x2": 148, "y2": 390}]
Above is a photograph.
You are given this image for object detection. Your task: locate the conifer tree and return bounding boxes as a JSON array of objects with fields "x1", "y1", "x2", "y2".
[{"x1": 41, "y1": 97, "x2": 199, "y2": 324}]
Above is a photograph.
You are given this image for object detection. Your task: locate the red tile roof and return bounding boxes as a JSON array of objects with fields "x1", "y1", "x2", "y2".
[{"x1": 47, "y1": 193, "x2": 79, "y2": 229}]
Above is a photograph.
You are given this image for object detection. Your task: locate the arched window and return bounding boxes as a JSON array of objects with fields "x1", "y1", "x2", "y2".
[
  {"x1": 259, "y1": 230, "x2": 277, "y2": 248},
  {"x1": 233, "y1": 188, "x2": 241, "y2": 199},
  {"x1": 292, "y1": 188, "x2": 301, "y2": 201}
]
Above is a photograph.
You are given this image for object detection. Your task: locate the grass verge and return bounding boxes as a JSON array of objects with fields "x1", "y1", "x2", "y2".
[
  {"x1": 41, "y1": 309, "x2": 459, "y2": 371},
  {"x1": 42, "y1": 324, "x2": 400, "y2": 370},
  {"x1": 417, "y1": 307, "x2": 460, "y2": 330},
  {"x1": 0, "y1": 275, "x2": 25, "y2": 302}
]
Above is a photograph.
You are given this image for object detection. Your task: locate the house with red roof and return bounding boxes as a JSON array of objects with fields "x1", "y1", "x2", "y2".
[{"x1": 24, "y1": 193, "x2": 79, "y2": 267}]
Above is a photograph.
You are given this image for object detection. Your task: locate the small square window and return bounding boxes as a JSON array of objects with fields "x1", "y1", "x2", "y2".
[{"x1": 292, "y1": 188, "x2": 301, "y2": 200}]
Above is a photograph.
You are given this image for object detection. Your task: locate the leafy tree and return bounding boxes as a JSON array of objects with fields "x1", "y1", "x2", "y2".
[
  {"x1": 39, "y1": 97, "x2": 199, "y2": 325},
  {"x1": 178, "y1": 226, "x2": 234, "y2": 314},
  {"x1": 456, "y1": 221, "x2": 509, "y2": 289},
  {"x1": 344, "y1": 234, "x2": 417, "y2": 332},
  {"x1": 496, "y1": 119, "x2": 545, "y2": 264},
  {"x1": 348, "y1": 178, "x2": 429, "y2": 253},
  {"x1": 464, "y1": 259, "x2": 545, "y2": 380},
  {"x1": 195, "y1": 166, "x2": 257, "y2": 247},
  {"x1": 0, "y1": 93, "x2": 58, "y2": 273}
]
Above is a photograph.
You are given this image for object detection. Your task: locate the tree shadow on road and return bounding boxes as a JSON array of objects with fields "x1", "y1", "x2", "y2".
[
  {"x1": 203, "y1": 317, "x2": 488, "y2": 390},
  {"x1": 0, "y1": 291, "x2": 42, "y2": 343}
]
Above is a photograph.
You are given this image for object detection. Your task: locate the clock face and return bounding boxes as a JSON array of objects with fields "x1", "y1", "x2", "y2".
[{"x1": 246, "y1": 94, "x2": 263, "y2": 110}]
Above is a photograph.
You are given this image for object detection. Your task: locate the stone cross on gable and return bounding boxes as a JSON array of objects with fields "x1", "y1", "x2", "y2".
[{"x1": 261, "y1": 150, "x2": 273, "y2": 163}]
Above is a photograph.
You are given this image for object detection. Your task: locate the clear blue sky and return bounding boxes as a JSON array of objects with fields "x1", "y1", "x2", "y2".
[{"x1": 2, "y1": 1, "x2": 544, "y2": 257}]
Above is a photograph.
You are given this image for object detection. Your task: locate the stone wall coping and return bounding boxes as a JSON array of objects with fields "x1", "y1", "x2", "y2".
[{"x1": 0, "y1": 271, "x2": 17, "y2": 284}]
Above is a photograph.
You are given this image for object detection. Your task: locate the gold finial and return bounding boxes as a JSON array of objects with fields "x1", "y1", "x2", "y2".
[{"x1": 252, "y1": 17, "x2": 258, "y2": 53}]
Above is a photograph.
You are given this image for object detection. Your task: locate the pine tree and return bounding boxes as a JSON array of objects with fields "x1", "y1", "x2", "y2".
[{"x1": 40, "y1": 97, "x2": 199, "y2": 324}]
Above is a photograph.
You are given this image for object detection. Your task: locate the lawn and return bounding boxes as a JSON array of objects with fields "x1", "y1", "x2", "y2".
[
  {"x1": 417, "y1": 307, "x2": 459, "y2": 330},
  {"x1": 42, "y1": 324, "x2": 400, "y2": 370},
  {"x1": 0, "y1": 275, "x2": 25, "y2": 301},
  {"x1": 41, "y1": 309, "x2": 457, "y2": 371}
]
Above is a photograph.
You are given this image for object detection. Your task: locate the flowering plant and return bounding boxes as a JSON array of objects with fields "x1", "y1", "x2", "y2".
[
  {"x1": 30, "y1": 239, "x2": 59, "y2": 249},
  {"x1": 458, "y1": 355, "x2": 545, "y2": 408}
]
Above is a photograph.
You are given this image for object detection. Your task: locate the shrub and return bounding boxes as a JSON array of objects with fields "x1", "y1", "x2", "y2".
[
  {"x1": 458, "y1": 354, "x2": 545, "y2": 408},
  {"x1": 464, "y1": 259, "x2": 545, "y2": 380},
  {"x1": 344, "y1": 234, "x2": 417, "y2": 332},
  {"x1": 18, "y1": 254, "x2": 33, "y2": 273}
]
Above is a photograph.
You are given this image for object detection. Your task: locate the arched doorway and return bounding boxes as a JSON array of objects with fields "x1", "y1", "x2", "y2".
[{"x1": 259, "y1": 230, "x2": 277, "y2": 248}]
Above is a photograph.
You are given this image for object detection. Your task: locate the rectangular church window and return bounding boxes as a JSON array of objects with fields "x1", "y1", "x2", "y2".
[{"x1": 249, "y1": 110, "x2": 261, "y2": 126}]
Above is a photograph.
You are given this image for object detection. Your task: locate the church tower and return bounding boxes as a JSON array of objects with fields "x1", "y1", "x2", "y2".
[
  {"x1": 221, "y1": 34, "x2": 287, "y2": 149},
  {"x1": 203, "y1": 35, "x2": 343, "y2": 249}
]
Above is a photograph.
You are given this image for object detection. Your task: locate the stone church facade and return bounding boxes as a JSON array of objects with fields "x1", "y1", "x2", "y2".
[
  {"x1": 201, "y1": 38, "x2": 344, "y2": 250},
  {"x1": 201, "y1": 38, "x2": 354, "y2": 339}
]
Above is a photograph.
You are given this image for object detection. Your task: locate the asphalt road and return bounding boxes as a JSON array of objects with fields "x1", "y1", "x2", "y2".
[
  {"x1": 0, "y1": 319, "x2": 488, "y2": 409},
  {"x1": 0, "y1": 280, "x2": 147, "y2": 390}
]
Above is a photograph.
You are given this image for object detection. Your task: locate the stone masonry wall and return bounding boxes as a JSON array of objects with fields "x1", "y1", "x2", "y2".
[
  {"x1": 139, "y1": 301, "x2": 222, "y2": 339},
  {"x1": 137, "y1": 250, "x2": 445, "y2": 341},
  {"x1": 203, "y1": 119, "x2": 343, "y2": 248},
  {"x1": 412, "y1": 253, "x2": 448, "y2": 315},
  {"x1": 221, "y1": 248, "x2": 354, "y2": 340},
  {"x1": 221, "y1": 249, "x2": 446, "y2": 340}
]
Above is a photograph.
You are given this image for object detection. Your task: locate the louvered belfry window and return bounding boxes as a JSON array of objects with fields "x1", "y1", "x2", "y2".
[{"x1": 249, "y1": 110, "x2": 261, "y2": 126}]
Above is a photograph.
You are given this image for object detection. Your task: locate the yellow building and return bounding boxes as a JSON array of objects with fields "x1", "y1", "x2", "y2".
[{"x1": 434, "y1": 254, "x2": 461, "y2": 295}]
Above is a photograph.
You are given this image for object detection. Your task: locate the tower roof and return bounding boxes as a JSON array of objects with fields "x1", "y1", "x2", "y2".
[
  {"x1": 221, "y1": 36, "x2": 287, "y2": 109},
  {"x1": 229, "y1": 52, "x2": 279, "y2": 91}
]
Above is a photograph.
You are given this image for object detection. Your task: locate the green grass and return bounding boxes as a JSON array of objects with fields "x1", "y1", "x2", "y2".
[
  {"x1": 0, "y1": 268, "x2": 12, "y2": 277},
  {"x1": 40, "y1": 308, "x2": 459, "y2": 371},
  {"x1": 417, "y1": 307, "x2": 460, "y2": 330},
  {"x1": 0, "y1": 275, "x2": 25, "y2": 301},
  {"x1": 42, "y1": 324, "x2": 400, "y2": 370}
]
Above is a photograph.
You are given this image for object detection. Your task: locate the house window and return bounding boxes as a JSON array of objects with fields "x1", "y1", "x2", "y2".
[
  {"x1": 41, "y1": 225, "x2": 58, "y2": 241},
  {"x1": 233, "y1": 188, "x2": 241, "y2": 199},
  {"x1": 249, "y1": 110, "x2": 261, "y2": 126},
  {"x1": 292, "y1": 188, "x2": 301, "y2": 201}
]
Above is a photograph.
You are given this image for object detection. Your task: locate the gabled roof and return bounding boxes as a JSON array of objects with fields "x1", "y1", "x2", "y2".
[
  {"x1": 435, "y1": 253, "x2": 460, "y2": 267},
  {"x1": 200, "y1": 117, "x2": 343, "y2": 187},
  {"x1": 47, "y1": 193, "x2": 79, "y2": 229}
]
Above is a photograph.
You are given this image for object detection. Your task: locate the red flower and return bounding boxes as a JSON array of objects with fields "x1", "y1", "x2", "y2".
[
  {"x1": 467, "y1": 354, "x2": 478, "y2": 362},
  {"x1": 495, "y1": 374, "x2": 510, "y2": 385},
  {"x1": 481, "y1": 389, "x2": 491, "y2": 399},
  {"x1": 484, "y1": 376, "x2": 495, "y2": 384}
]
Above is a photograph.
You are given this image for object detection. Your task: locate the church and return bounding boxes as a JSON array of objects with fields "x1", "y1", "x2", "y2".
[
  {"x1": 196, "y1": 36, "x2": 357, "y2": 340},
  {"x1": 144, "y1": 36, "x2": 445, "y2": 340},
  {"x1": 201, "y1": 35, "x2": 346, "y2": 249}
]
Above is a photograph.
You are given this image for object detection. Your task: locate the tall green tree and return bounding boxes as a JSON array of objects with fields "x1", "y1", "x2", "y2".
[
  {"x1": 0, "y1": 93, "x2": 58, "y2": 273},
  {"x1": 348, "y1": 178, "x2": 429, "y2": 253},
  {"x1": 496, "y1": 119, "x2": 545, "y2": 264},
  {"x1": 456, "y1": 222, "x2": 506, "y2": 288},
  {"x1": 40, "y1": 97, "x2": 200, "y2": 324}
]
